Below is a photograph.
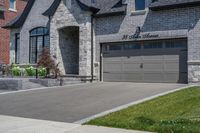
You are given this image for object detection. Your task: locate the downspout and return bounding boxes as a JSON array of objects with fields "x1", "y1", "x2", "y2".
[{"x1": 91, "y1": 14, "x2": 94, "y2": 82}]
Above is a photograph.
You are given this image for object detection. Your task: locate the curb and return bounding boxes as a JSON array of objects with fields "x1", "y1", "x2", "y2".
[{"x1": 74, "y1": 84, "x2": 195, "y2": 124}]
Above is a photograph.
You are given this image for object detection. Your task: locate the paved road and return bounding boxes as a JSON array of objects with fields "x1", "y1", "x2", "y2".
[{"x1": 0, "y1": 82, "x2": 187, "y2": 123}]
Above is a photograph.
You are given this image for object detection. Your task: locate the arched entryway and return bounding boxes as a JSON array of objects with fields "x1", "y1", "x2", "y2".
[{"x1": 58, "y1": 26, "x2": 79, "y2": 75}]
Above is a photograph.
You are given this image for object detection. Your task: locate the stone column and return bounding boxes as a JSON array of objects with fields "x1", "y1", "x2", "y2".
[
  {"x1": 188, "y1": 21, "x2": 200, "y2": 83},
  {"x1": 79, "y1": 21, "x2": 92, "y2": 76}
]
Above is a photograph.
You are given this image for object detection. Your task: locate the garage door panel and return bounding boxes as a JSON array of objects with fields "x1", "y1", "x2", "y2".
[
  {"x1": 164, "y1": 73, "x2": 179, "y2": 83},
  {"x1": 143, "y1": 55, "x2": 163, "y2": 60},
  {"x1": 123, "y1": 63, "x2": 141, "y2": 71},
  {"x1": 164, "y1": 55, "x2": 179, "y2": 60},
  {"x1": 123, "y1": 56, "x2": 142, "y2": 62},
  {"x1": 103, "y1": 57, "x2": 122, "y2": 61},
  {"x1": 103, "y1": 73, "x2": 121, "y2": 82},
  {"x1": 143, "y1": 63, "x2": 163, "y2": 71},
  {"x1": 165, "y1": 62, "x2": 179, "y2": 71},
  {"x1": 103, "y1": 63, "x2": 121, "y2": 72},
  {"x1": 121, "y1": 73, "x2": 143, "y2": 82},
  {"x1": 102, "y1": 39, "x2": 187, "y2": 83},
  {"x1": 143, "y1": 73, "x2": 164, "y2": 82}
]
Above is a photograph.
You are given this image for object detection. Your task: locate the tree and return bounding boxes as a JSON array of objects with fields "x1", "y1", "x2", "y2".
[{"x1": 37, "y1": 48, "x2": 60, "y2": 78}]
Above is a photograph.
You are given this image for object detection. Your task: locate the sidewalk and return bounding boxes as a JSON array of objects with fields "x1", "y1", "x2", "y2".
[{"x1": 0, "y1": 115, "x2": 151, "y2": 133}]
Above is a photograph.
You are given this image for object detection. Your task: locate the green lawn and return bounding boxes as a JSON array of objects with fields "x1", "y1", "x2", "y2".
[{"x1": 86, "y1": 87, "x2": 200, "y2": 133}]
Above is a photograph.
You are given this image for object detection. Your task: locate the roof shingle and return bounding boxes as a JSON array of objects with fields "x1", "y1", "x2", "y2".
[{"x1": 150, "y1": 0, "x2": 200, "y2": 10}]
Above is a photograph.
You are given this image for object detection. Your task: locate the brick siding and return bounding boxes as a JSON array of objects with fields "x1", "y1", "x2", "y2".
[{"x1": 0, "y1": 0, "x2": 26, "y2": 64}]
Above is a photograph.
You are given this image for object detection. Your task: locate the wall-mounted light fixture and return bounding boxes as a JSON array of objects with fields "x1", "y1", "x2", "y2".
[{"x1": 136, "y1": 26, "x2": 141, "y2": 34}]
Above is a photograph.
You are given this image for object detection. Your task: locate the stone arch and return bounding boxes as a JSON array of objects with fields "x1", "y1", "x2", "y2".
[{"x1": 58, "y1": 26, "x2": 79, "y2": 75}]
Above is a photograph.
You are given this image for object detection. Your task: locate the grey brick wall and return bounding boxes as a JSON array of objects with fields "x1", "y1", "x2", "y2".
[
  {"x1": 94, "y1": 0, "x2": 200, "y2": 82},
  {"x1": 10, "y1": 0, "x2": 55, "y2": 64}
]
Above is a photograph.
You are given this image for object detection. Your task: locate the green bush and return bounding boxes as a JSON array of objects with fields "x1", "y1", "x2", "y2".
[
  {"x1": 38, "y1": 67, "x2": 47, "y2": 77},
  {"x1": 11, "y1": 64, "x2": 21, "y2": 76},
  {"x1": 25, "y1": 65, "x2": 36, "y2": 76}
]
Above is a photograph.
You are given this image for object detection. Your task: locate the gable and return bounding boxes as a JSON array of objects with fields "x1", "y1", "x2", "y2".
[{"x1": 43, "y1": 0, "x2": 127, "y2": 17}]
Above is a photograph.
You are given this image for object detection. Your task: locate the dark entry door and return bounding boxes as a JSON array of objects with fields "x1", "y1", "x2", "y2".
[{"x1": 102, "y1": 39, "x2": 188, "y2": 83}]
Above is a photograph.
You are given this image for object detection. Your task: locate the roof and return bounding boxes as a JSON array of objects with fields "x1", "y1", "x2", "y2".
[
  {"x1": 92, "y1": 0, "x2": 127, "y2": 17},
  {"x1": 43, "y1": 0, "x2": 127, "y2": 17},
  {"x1": 4, "y1": 0, "x2": 126, "y2": 28},
  {"x1": 150, "y1": 0, "x2": 200, "y2": 10},
  {"x1": 2, "y1": 0, "x2": 35, "y2": 28},
  {"x1": 43, "y1": 0, "x2": 100, "y2": 16}
]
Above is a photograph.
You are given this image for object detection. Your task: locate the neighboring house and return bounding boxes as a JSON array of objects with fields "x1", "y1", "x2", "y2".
[
  {"x1": 0, "y1": 0, "x2": 27, "y2": 64},
  {"x1": 3, "y1": 0, "x2": 200, "y2": 83}
]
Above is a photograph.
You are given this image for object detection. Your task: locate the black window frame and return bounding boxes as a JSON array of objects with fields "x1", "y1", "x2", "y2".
[
  {"x1": 143, "y1": 41, "x2": 163, "y2": 49},
  {"x1": 165, "y1": 40, "x2": 187, "y2": 49},
  {"x1": 29, "y1": 27, "x2": 49, "y2": 64},
  {"x1": 15, "y1": 33, "x2": 20, "y2": 64},
  {"x1": 124, "y1": 43, "x2": 141, "y2": 50}
]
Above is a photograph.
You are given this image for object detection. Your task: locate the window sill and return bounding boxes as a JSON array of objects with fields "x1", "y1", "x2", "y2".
[
  {"x1": 131, "y1": 10, "x2": 146, "y2": 16},
  {"x1": 8, "y1": 8, "x2": 17, "y2": 12}
]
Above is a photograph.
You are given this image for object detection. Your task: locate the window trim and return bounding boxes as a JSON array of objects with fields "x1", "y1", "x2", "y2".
[
  {"x1": 29, "y1": 27, "x2": 49, "y2": 64},
  {"x1": 9, "y1": 0, "x2": 17, "y2": 12}
]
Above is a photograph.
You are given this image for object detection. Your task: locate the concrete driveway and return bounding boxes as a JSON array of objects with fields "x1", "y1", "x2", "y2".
[{"x1": 0, "y1": 82, "x2": 187, "y2": 123}]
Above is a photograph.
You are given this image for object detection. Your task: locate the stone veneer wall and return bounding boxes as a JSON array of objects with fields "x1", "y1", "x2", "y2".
[
  {"x1": 94, "y1": 0, "x2": 200, "y2": 83},
  {"x1": 50, "y1": 0, "x2": 92, "y2": 76}
]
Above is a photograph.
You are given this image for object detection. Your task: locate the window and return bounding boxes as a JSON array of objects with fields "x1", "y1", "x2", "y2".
[
  {"x1": 9, "y1": 0, "x2": 16, "y2": 10},
  {"x1": 144, "y1": 41, "x2": 163, "y2": 49},
  {"x1": 15, "y1": 33, "x2": 20, "y2": 64},
  {"x1": 109, "y1": 44, "x2": 122, "y2": 51},
  {"x1": 124, "y1": 43, "x2": 141, "y2": 50},
  {"x1": 29, "y1": 27, "x2": 50, "y2": 64},
  {"x1": 165, "y1": 40, "x2": 187, "y2": 49},
  {"x1": 135, "y1": 0, "x2": 145, "y2": 11}
]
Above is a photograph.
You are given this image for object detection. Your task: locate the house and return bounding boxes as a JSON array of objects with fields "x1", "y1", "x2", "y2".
[
  {"x1": 3, "y1": 0, "x2": 200, "y2": 83},
  {"x1": 0, "y1": 0, "x2": 27, "y2": 64}
]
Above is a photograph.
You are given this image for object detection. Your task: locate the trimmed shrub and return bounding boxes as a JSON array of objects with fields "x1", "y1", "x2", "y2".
[
  {"x1": 38, "y1": 67, "x2": 47, "y2": 77},
  {"x1": 25, "y1": 65, "x2": 36, "y2": 76},
  {"x1": 11, "y1": 64, "x2": 21, "y2": 76}
]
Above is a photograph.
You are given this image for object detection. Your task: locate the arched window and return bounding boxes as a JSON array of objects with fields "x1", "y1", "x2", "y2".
[{"x1": 29, "y1": 27, "x2": 50, "y2": 64}]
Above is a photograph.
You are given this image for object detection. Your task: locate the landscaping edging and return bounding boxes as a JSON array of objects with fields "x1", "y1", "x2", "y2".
[
  {"x1": 29, "y1": 78, "x2": 85, "y2": 87},
  {"x1": 0, "y1": 79, "x2": 22, "y2": 90},
  {"x1": 29, "y1": 78, "x2": 63, "y2": 87}
]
